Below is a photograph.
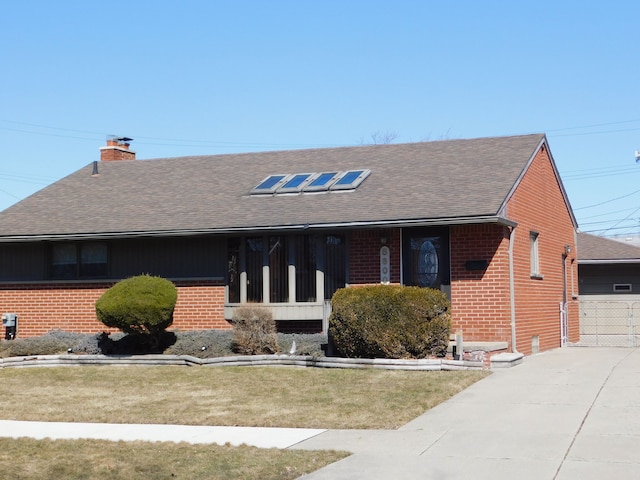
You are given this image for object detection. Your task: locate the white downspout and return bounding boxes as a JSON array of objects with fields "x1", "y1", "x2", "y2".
[{"x1": 508, "y1": 226, "x2": 519, "y2": 353}]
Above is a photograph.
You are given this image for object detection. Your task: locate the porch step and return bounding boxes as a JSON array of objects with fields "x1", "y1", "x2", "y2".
[{"x1": 490, "y1": 352, "x2": 524, "y2": 368}]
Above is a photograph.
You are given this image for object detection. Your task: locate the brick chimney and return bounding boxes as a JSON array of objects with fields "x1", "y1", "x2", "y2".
[{"x1": 100, "y1": 136, "x2": 136, "y2": 161}]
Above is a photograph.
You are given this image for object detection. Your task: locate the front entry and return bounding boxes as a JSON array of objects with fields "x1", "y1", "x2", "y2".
[{"x1": 402, "y1": 228, "x2": 450, "y2": 295}]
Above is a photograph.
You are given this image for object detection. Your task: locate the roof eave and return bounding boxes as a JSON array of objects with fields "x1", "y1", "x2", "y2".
[
  {"x1": 0, "y1": 215, "x2": 517, "y2": 242},
  {"x1": 578, "y1": 259, "x2": 640, "y2": 264}
]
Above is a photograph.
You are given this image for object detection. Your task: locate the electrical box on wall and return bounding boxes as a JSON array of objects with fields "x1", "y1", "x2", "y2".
[
  {"x1": 2, "y1": 313, "x2": 17, "y2": 327},
  {"x1": 2, "y1": 313, "x2": 18, "y2": 340}
]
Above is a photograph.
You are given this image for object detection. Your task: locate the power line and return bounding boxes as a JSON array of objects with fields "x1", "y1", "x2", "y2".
[{"x1": 573, "y1": 188, "x2": 640, "y2": 210}]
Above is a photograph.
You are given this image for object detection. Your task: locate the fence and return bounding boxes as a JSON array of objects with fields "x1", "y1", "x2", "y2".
[{"x1": 577, "y1": 300, "x2": 640, "y2": 347}]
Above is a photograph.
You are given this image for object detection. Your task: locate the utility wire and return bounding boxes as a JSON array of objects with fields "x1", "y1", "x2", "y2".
[{"x1": 573, "y1": 188, "x2": 640, "y2": 210}]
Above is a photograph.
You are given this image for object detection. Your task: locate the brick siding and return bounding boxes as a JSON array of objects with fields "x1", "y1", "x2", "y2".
[
  {"x1": 0, "y1": 280, "x2": 229, "y2": 338},
  {"x1": 492, "y1": 144, "x2": 578, "y2": 354},
  {"x1": 348, "y1": 229, "x2": 401, "y2": 284}
]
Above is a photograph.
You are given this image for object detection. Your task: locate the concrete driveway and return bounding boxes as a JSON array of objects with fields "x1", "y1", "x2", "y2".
[{"x1": 293, "y1": 347, "x2": 640, "y2": 479}]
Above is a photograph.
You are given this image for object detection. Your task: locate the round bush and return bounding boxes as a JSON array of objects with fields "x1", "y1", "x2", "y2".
[
  {"x1": 95, "y1": 275, "x2": 178, "y2": 338},
  {"x1": 329, "y1": 285, "x2": 451, "y2": 359}
]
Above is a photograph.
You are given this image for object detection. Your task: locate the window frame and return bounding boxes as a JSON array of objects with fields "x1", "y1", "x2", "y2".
[
  {"x1": 530, "y1": 231, "x2": 543, "y2": 279},
  {"x1": 50, "y1": 241, "x2": 108, "y2": 280}
]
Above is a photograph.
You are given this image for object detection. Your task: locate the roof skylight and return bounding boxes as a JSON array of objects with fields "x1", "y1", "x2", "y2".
[
  {"x1": 330, "y1": 169, "x2": 370, "y2": 190},
  {"x1": 303, "y1": 172, "x2": 339, "y2": 192},
  {"x1": 252, "y1": 174, "x2": 289, "y2": 194},
  {"x1": 250, "y1": 169, "x2": 370, "y2": 195},
  {"x1": 278, "y1": 173, "x2": 313, "y2": 193}
]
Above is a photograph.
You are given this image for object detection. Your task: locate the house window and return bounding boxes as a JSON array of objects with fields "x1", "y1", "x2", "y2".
[
  {"x1": 227, "y1": 234, "x2": 343, "y2": 304},
  {"x1": 530, "y1": 232, "x2": 542, "y2": 278},
  {"x1": 51, "y1": 242, "x2": 107, "y2": 279},
  {"x1": 269, "y1": 236, "x2": 288, "y2": 303},
  {"x1": 295, "y1": 235, "x2": 317, "y2": 302},
  {"x1": 227, "y1": 238, "x2": 240, "y2": 303},
  {"x1": 246, "y1": 237, "x2": 264, "y2": 302},
  {"x1": 613, "y1": 284, "x2": 632, "y2": 293},
  {"x1": 323, "y1": 235, "x2": 346, "y2": 300}
]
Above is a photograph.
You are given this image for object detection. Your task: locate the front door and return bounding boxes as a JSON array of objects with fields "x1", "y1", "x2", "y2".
[{"x1": 402, "y1": 228, "x2": 450, "y2": 294}]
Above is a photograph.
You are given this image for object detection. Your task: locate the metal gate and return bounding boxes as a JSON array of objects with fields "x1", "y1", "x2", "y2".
[{"x1": 577, "y1": 300, "x2": 640, "y2": 347}]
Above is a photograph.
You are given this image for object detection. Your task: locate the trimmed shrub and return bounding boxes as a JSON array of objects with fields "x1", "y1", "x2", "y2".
[
  {"x1": 231, "y1": 305, "x2": 279, "y2": 355},
  {"x1": 95, "y1": 275, "x2": 178, "y2": 348},
  {"x1": 329, "y1": 285, "x2": 451, "y2": 359}
]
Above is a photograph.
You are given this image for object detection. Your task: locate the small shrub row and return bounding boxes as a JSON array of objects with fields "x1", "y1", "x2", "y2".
[
  {"x1": 329, "y1": 285, "x2": 451, "y2": 359},
  {"x1": 0, "y1": 329, "x2": 327, "y2": 359}
]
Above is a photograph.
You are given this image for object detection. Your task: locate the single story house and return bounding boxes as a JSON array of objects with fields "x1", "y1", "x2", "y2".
[
  {"x1": 0, "y1": 134, "x2": 579, "y2": 355},
  {"x1": 576, "y1": 232, "x2": 640, "y2": 346}
]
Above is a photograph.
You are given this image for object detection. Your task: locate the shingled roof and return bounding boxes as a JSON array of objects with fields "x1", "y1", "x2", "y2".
[
  {"x1": 0, "y1": 134, "x2": 554, "y2": 240},
  {"x1": 577, "y1": 232, "x2": 640, "y2": 263}
]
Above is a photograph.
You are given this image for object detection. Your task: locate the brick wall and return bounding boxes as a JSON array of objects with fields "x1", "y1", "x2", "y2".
[
  {"x1": 0, "y1": 280, "x2": 229, "y2": 338},
  {"x1": 349, "y1": 229, "x2": 401, "y2": 284},
  {"x1": 450, "y1": 224, "x2": 512, "y2": 345},
  {"x1": 500, "y1": 144, "x2": 579, "y2": 354}
]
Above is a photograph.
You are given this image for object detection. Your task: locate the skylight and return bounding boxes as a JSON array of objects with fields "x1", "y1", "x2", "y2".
[
  {"x1": 303, "y1": 172, "x2": 339, "y2": 192},
  {"x1": 278, "y1": 173, "x2": 313, "y2": 192},
  {"x1": 250, "y1": 169, "x2": 370, "y2": 195},
  {"x1": 330, "y1": 169, "x2": 370, "y2": 190},
  {"x1": 252, "y1": 174, "x2": 289, "y2": 194}
]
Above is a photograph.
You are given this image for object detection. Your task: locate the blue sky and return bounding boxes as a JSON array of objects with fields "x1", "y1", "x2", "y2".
[{"x1": 1, "y1": 1, "x2": 640, "y2": 238}]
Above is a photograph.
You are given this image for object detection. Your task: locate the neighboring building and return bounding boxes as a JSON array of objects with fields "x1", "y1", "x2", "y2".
[
  {"x1": 0, "y1": 134, "x2": 579, "y2": 355},
  {"x1": 576, "y1": 232, "x2": 640, "y2": 347}
]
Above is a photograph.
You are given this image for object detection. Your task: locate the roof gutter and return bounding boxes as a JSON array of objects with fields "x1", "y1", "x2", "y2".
[
  {"x1": 0, "y1": 215, "x2": 517, "y2": 242},
  {"x1": 578, "y1": 259, "x2": 640, "y2": 264}
]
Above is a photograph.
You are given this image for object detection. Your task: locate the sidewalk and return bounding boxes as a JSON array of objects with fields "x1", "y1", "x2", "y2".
[
  {"x1": 0, "y1": 420, "x2": 325, "y2": 449},
  {"x1": 2, "y1": 347, "x2": 639, "y2": 479}
]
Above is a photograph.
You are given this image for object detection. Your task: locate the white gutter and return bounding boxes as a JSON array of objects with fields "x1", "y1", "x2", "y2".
[{"x1": 508, "y1": 226, "x2": 519, "y2": 353}]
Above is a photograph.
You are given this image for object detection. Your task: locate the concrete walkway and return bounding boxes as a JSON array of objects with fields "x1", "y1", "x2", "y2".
[
  {"x1": 2, "y1": 347, "x2": 639, "y2": 479},
  {"x1": 294, "y1": 347, "x2": 640, "y2": 479}
]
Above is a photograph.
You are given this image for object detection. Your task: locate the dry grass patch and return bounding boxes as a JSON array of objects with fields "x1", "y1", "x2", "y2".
[
  {"x1": 0, "y1": 366, "x2": 488, "y2": 429},
  {"x1": 0, "y1": 437, "x2": 347, "y2": 480}
]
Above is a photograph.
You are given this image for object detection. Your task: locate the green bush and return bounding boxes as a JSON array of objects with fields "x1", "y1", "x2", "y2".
[
  {"x1": 95, "y1": 275, "x2": 178, "y2": 345},
  {"x1": 329, "y1": 285, "x2": 451, "y2": 359},
  {"x1": 231, "y1": 305, "x2": 279, "y2": 355}
]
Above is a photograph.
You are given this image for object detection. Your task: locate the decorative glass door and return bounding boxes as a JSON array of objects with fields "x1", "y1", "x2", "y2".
[{"x1": 403, "y1": 228, "x2": 450, "y2": 291}]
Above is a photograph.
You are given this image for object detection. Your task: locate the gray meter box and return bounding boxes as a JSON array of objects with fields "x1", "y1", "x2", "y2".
[{"x1": 2, "y1": 313, "x2": 17, "y2": 327}]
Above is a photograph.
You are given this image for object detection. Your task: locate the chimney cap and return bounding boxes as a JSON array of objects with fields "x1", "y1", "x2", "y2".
[{"x1": 107, "y1": 135, "x2": 133, "y2": 143}]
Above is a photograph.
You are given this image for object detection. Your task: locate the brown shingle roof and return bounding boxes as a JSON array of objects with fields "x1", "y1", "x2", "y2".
[
  {"x1": 0, "y1": 134, "x2": 549, "y2": 239},
  {"x1": 577, "y1": 232, "x2": 640, "y2": 262}
]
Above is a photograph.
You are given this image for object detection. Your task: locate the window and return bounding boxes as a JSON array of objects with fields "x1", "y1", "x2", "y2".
[
  {"x1": 227, "y1": 234, "x2": 344, "y2": 304},
  {"x1": 330, "y1": 169, "x2": 370, "y2": 190},
  {"x1": 278, "y1": 173, "x2": 313, "y2": 193},
  {"x1": 246, "y1": 237, "x2": 264, "y2": 301},
  {"x1": 295, "y1": 235, "x2": 317, "y2": 302},
  {"x1": 227, "y1": 238, "x2": 240, "y2": 303},
  {"x1": 303, "y1": 172, "x2": 339, "y2": 192},
  {"x1": 323, "y1": 235, "x2": 346, "y2": 299},
  {"x1": 269, "y1": 236, "x2": 288, "y2": 302},
  {"x1": 51, "y1": 242, "x2": 107, "y2": 279},
  {"x1": 252, "y1": 174, "x2": 289, "y2": 194},
  {"x1": 613, "y1": 284, "x2": 632, "y2": 293},
  {"x1": 530, "y1": 232, "x2": 542, "y2": 278}
]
